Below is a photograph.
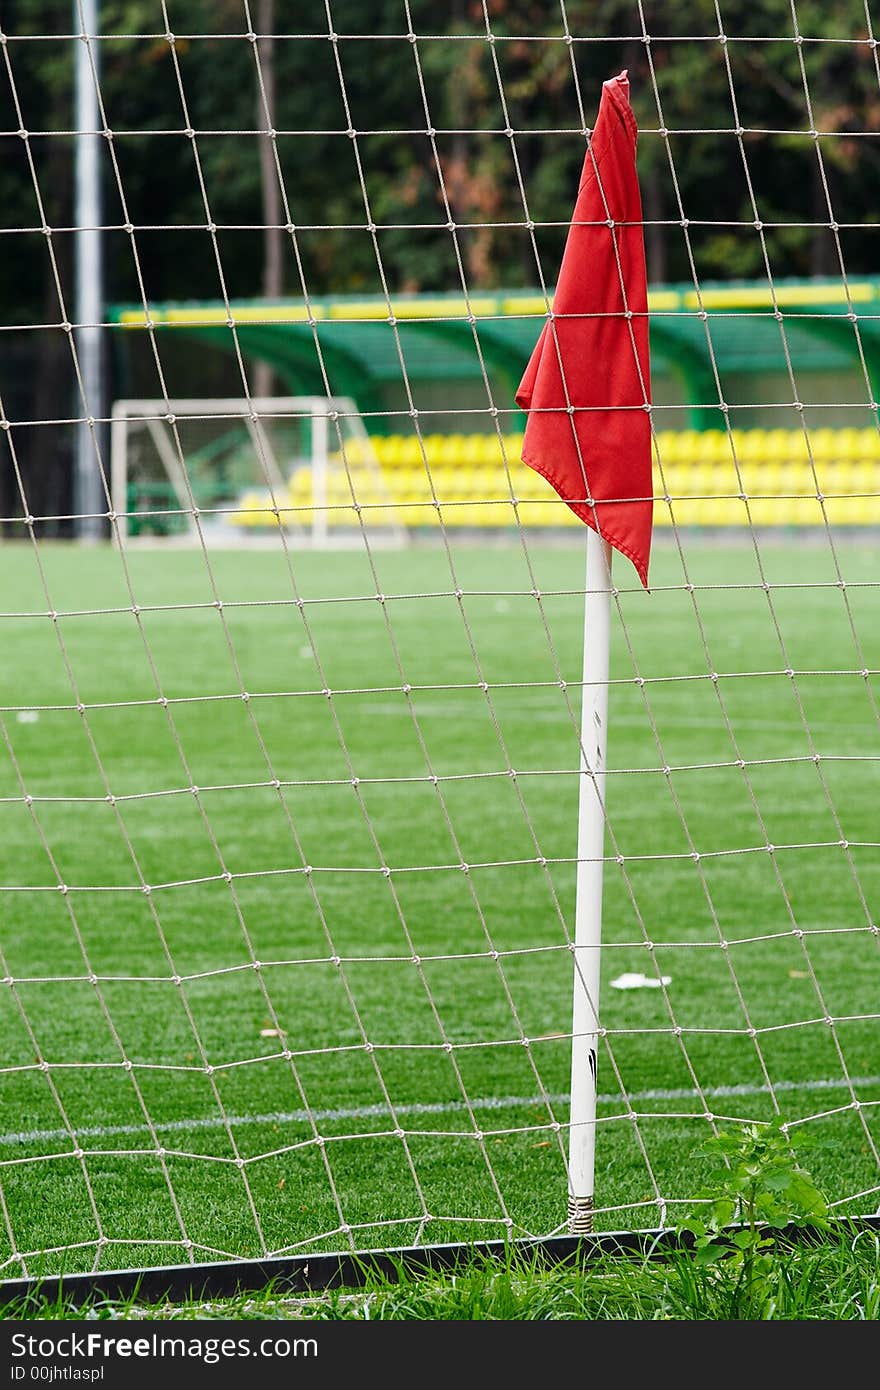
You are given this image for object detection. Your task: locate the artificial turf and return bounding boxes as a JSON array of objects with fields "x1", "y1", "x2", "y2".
[{"x1": 0, "y1": 532, "x2": 878, "y2": 1279}]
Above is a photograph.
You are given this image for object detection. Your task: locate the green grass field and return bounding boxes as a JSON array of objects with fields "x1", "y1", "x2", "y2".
[{"x1": 1, "y1": 533, "x2": 878, "y2": 1282}]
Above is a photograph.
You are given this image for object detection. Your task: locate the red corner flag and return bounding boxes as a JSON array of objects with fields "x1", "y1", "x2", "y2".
[{"x1": 515, "y1": 70, "x2": 653, "y2": 588}]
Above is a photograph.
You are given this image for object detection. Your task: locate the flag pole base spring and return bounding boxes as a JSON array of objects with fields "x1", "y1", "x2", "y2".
[{"x1": 567, "y1": 1194, "x2": 594, "y2": 1235}]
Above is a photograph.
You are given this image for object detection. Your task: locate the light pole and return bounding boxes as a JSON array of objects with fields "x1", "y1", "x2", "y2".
[{"x1": 73, "y1": 0, "x2": 106, "y2": 538}]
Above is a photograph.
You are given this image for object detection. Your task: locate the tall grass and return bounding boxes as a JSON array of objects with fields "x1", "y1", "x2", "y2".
[{"x1": 3, "y1": 1225, "x2": 879, "y2": 1320}]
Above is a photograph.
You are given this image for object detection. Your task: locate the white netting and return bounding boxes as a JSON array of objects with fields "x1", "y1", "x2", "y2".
[{"x1": 0, "y1": 0, "x2": 878, "y2": 1281}]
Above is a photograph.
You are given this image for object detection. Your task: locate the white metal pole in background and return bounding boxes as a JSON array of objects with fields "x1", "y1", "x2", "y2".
[
  {"x1": 73, "y1": 0, "x2": 106, "y2": 538},
  {"x1": 567, "y1": 526, "x2": 613, "y2": 1234}
]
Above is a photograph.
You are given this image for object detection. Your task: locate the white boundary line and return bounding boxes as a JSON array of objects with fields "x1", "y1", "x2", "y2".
[{"x1": 2, "y1": 1074, "x2": 877, "y2": 1150}]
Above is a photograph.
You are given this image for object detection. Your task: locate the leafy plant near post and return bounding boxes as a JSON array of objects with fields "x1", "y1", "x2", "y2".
[{"x1": 677, "y1": 1117, "x2": 831, "y2": 1318}]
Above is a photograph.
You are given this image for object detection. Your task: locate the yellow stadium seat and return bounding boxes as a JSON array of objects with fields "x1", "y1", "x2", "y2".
[
  {"x1": 289, "y1": 469, "x2": 312, "y2": 497},
  {"x1": 419, "y1": 433, "x2": 447, "y2": 468},
  {"x1": 525, "y1": 500, "x2": 557, "y2": 527},
  {"x1": 699, "y1": 429, "x2": 729, "y2": 463},
  {"x1": 466, "y1": 467, "x2": 492, "y2": 502},
  {"x1": 227, "y1": 489, "x2": 282, "y2": 527},
  {"x1": 478, "y1": 433, "x2": 502, "y2": 463},
  {"x1": 458, "y1": 469, "x2": 481, "y2": 499},
  {"x1": 836, "y1": 427, "x2": 863, "y2": 462},
  {"x1": 504, "y1": 432, "x2": 524, "y2": 460},
  {"x1": 857, "y1": 427, "x2": 880, "y2": 461},
  {"x1": 696, "y1": 461, "x2": 715, "y2": 498},
  {"x1": 440, "y1": 433, "x2": 468, "y2": 466},
  {"x1": 784, "y1": 428, "x2": 809, "y2": 462},
  {"x1": 833, "y1": 461, "x2": 856, "y2": 496},
  {"x1": 363, "y1": 436, "x2": 387, "y2": 466},
  {"x1": 762, "y1": 428, "x2": 790, "y2": 464},
  {"x1": 775, "y1": 464, "x2": 800, "y2": 505},
  {"x1": 764, "y1": 462, "x2": 784, "y2": 495},
  {"x1": 456, "y1": 434, "x2": 482, "y2": 465},
  {"x1": 515, "y1": 469, "x2": 543, "y2": 502},
  {"x1": 741, "y1": 462, "x2": 765, "y2": 498},
  {"x1": 394, "y1": 435, "x2": 420, "y2": 467},
  {"x1": 676, "y1": 429, "x2": 704, "y2": 465},
  {"x1": 654, "y1": 430, "x2": 679, "y2": 466},
  {"x1": 738, "y1": 429, "x2": 768, "y2": 464},
  {"x1": 402, "y1": 469, "x2": 433, "y2": 503},
  {"x1": 805, "y1": 427, "x2": 833, "y2": 463}
]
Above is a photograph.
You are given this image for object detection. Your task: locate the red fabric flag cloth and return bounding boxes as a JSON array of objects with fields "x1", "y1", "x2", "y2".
[{"x1": 515, "y1": 69, "x2": 653, "y2": 588}]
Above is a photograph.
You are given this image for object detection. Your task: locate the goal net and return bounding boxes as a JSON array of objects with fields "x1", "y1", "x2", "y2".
[{"x1": 1, "y1": 2, "x2": 879, "y2": 1296}]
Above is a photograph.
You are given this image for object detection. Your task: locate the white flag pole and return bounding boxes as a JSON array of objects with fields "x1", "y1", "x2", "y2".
[{"x1": 567, "y1": 524, "x2": 613, "y2": 1234}]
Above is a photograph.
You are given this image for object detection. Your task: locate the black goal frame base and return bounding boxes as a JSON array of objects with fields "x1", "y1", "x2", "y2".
[{"x1": 2, "y1": 1217, "x2": 876, "y2": 1311}]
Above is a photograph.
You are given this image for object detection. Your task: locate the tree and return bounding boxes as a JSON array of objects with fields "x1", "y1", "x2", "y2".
[{"x1": 1, "y1": 0, "x2": 878, "y2": 525}]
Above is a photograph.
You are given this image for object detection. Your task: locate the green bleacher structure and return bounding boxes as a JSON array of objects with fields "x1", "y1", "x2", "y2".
[{"x1": 108, "y1": 279, "x2": 880, "y2": 532}]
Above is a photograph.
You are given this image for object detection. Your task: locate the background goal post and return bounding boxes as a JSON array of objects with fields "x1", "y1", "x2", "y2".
[{"x1": 109, "y1": 395, "x2": 409, "y2": 548}]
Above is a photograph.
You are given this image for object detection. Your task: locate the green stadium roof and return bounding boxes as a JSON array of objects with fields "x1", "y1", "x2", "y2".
[{"x1": 109, "y1": 277, "x2": 880, "y2": 429}]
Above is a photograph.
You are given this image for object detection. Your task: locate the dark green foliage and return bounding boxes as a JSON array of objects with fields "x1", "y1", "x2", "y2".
[{"x1": 3, "y1": 0, "x2": 878, "y2": 317}]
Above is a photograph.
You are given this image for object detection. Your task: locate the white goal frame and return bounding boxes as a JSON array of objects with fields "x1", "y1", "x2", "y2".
[{"x1": 109, "y1": 395, "x2": 408, "y2": 547}]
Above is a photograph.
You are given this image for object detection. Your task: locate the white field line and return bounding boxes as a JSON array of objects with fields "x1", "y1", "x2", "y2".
[
  {"x1": 2, "y1": 1075, "x2": 878, "y2": 1150},
  {"x1": 364, "y1": 700, "x2": 866, "y2": 736}
]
